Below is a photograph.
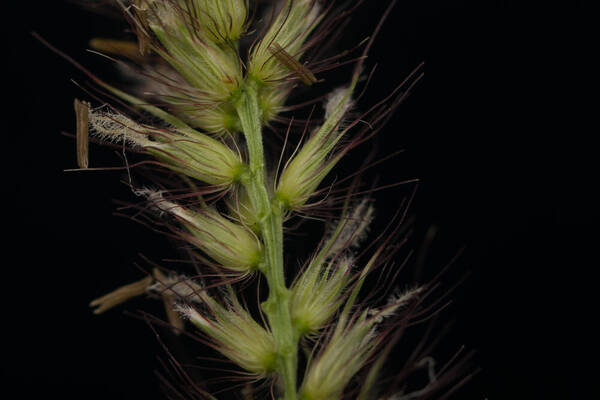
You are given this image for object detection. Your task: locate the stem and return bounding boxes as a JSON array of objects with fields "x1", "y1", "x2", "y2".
[{"x1": 235, "y1": 79, "x2": 298, "y2": 400}]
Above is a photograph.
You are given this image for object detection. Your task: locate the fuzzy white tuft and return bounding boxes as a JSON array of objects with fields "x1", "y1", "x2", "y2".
[
  {"x1": 324, "y1": 86, "x2": 354, "y2": 121},
  {"x1": 327, "y1": 198, "x2": 375, "y2": 257},
  {"x1": 89, "y1": 108, "x2": 154, "y2": 148},
  {"x1": 175, "y1": 304, "x2": 210, "y2": 328},
  {"x1": 135, "y1": 188, "x2": 194, "y2": 222},
  {"x1": 148, "y1": 273, "x2": 204, "y2": 303},
  {"x1": 369, "y1": 286, "x2": 423, "y2": 324}
]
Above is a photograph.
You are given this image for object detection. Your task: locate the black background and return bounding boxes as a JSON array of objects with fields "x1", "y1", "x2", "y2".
[{"x1": 7, "y1": 0, "x2": 597, "y2": 398}]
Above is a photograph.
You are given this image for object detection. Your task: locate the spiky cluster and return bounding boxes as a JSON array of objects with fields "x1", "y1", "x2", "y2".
[{"x1": 69, "y1": 1, "x2": 468, "y2": 399}]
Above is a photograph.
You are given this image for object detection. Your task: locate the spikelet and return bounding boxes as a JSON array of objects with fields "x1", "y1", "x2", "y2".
[
  {"x1": 299, "y1": 288, "x2": 423, "y2": 400},
  {"x1": 248, "y1": 0, "x2": 322, "y2": 122},
  {"x1": 147, "y1": 192, "x2": 264, "y2": 273},
  {"x1": 299, "y1": 310, "x2": 376, "y2": 400},
  {"x1": 88, "y1": 107, "x2": 244, "y2": 185},
  {"x1": 249, "y1": 0, "x2": 321, "y2": 83},
  {"x1": 122, "y1": 0, "x2": 248, "y2": 134},
  {"x1": 290, "y1": 256, "x2": 353, "y2": 335},
  {"x1": 178, "y1": 296, "x2": 277, "y2": 376},
  {"x1": 276, "y1": 85, "x2": 355, "y2": 209}
]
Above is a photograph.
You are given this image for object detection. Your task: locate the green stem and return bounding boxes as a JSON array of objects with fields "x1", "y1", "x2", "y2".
[{"x1": 235, "y1": 79, "x2": 297, "y2": 400}]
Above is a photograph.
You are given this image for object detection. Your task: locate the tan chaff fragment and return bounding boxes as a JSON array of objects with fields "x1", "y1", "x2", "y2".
[
  {"x1": 74, "y1": 98, "x2": 89, "y2": 169},
  {"x1": 89, "y1": 275, "x2": 153, "y2": 314},
  {"x1": 152, "y1": 268, "x2": 185, "y2": 335},
  {"x1": 89, "y1": 38, "x2": 148, "y2": 63}
]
